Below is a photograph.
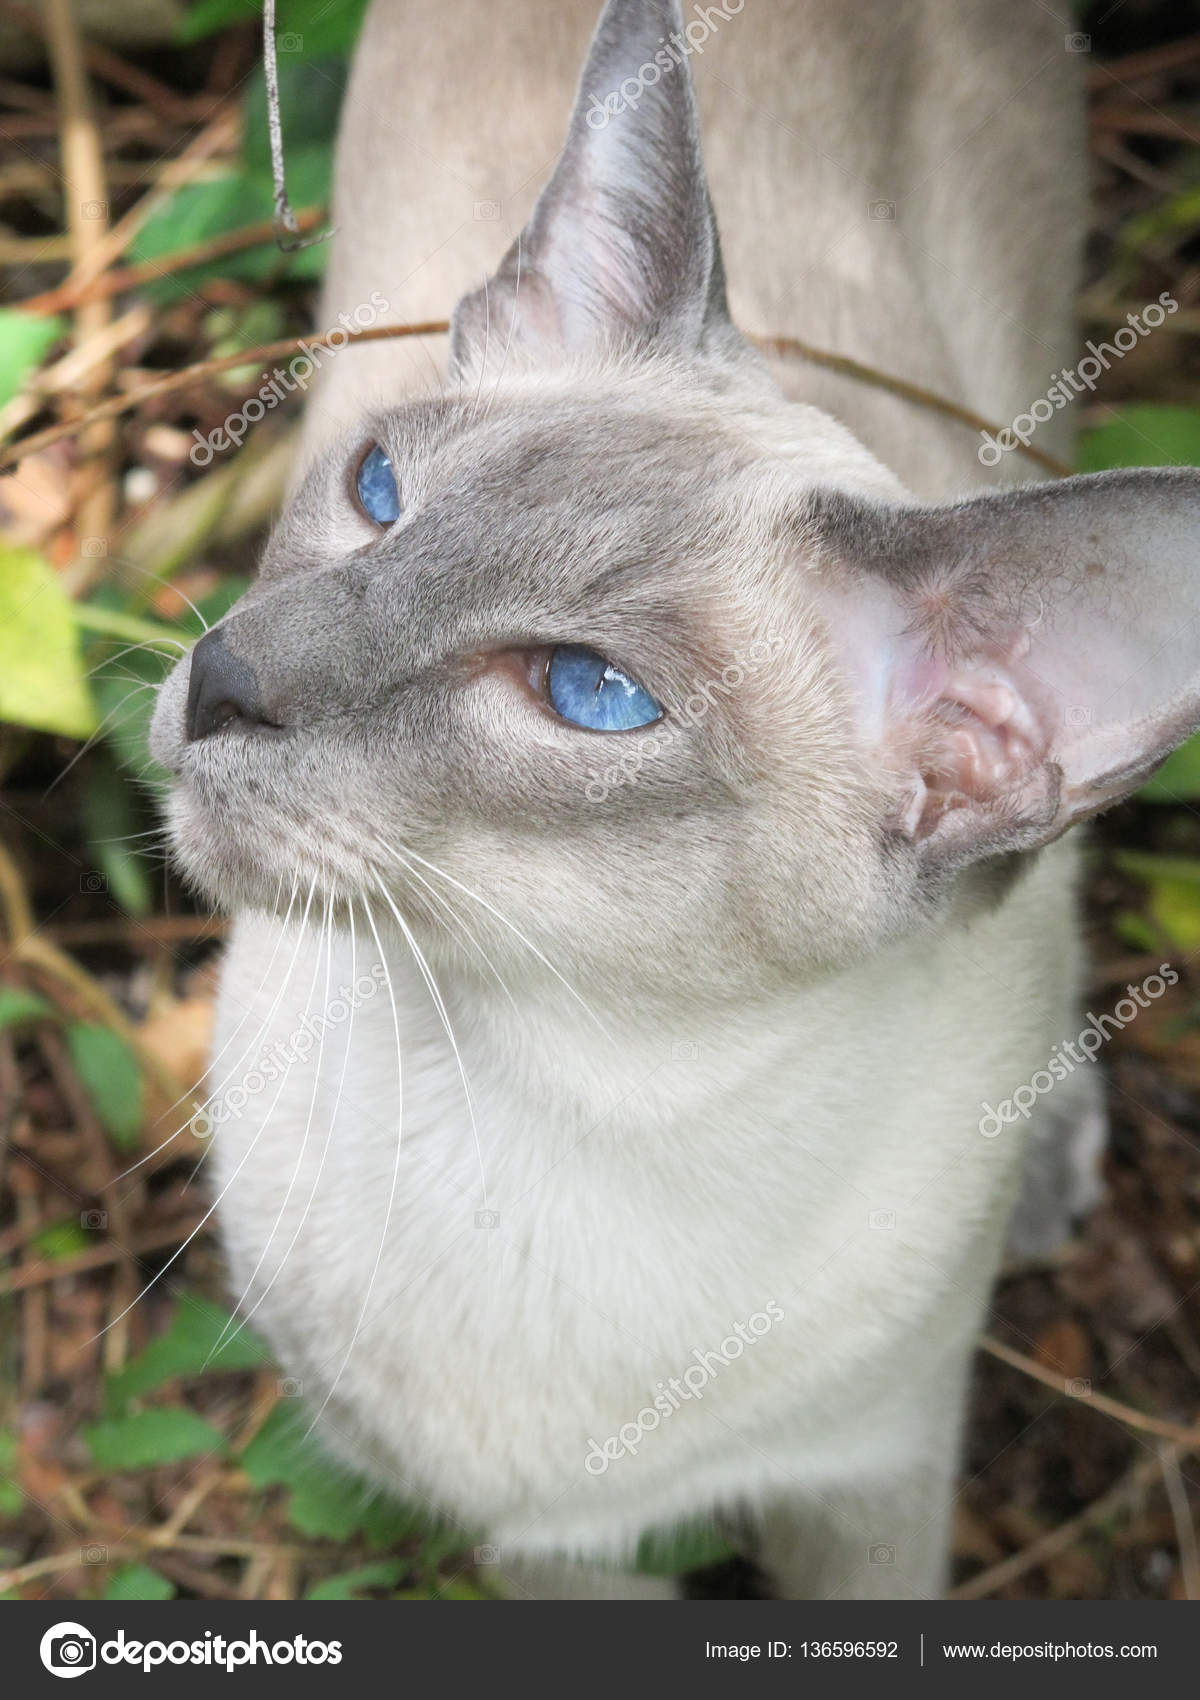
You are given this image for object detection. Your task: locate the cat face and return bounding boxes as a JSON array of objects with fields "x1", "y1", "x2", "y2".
[
  {"x1": 152, "y1": 359, "x2": 906, "y2": 994},
  {"x1": 151, "y1": 0, "x2": 1200, "y2": 1002}
]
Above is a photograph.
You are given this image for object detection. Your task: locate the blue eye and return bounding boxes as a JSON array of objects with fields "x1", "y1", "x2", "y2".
[
  {"x1": 356, "y1": 443, "x2": 401, "y2": 525},
  {"x1": 546, "y1": 644, "x2": 662, "y2": 732}
]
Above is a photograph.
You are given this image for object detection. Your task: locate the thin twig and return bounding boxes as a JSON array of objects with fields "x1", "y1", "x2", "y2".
[
  {"x1": 46, "y1": 915, "x2": 227, "y2": 949},
  {"x1": 0, "y1": 322, "x2": 1069, "y2": 481},
  {"x1": 760, "y1": 335, "x2": 1073, "y2": 477},
  {"x1": 44, "y1": 0, "x2": 115, "y2": 570},
  {"x1": 0, "y1": 0, "x2": 194, "y2": 122},
  {"x1": 0, "y1": 1213, "x2": 211, "y2": 1296},
  {"x1": 22, "y1": 207, "x2": 324, "y2": 318},
  {"x1": 0, "y1": 1534, "x2": 321, "y2": 1593},
  {"x1": 263, "y1": 0, "x2": 328, "y2": 254},
  {"x1": 0, "y1": 321, "x2": 451, "y2": 467},
  {"x1": 980, "y1": 1333, "x2": 1200, "y2": 1448},
  {"x1": 23, "y1": 102, "x2": 241, "y2": 330},
  {"x1": 952, "y1": 1451, "x2": 1164, "y2": 1599},
  {"x1": 1159, "y1": 1442, "x2": 1200, "y2": 1599}
]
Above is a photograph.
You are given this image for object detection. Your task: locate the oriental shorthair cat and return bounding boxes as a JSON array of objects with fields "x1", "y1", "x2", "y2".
[{"x1": 152, "y1": 0, "x2": 1199, "y2": 1598}]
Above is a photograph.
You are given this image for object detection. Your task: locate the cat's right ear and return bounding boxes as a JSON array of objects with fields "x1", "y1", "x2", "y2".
[
  {"x1": 449, "y1": 0, "x2": 744, "y2": 380},
  {"x1": 807, "y1": 468, "x2": 1200, "y2": 885}
]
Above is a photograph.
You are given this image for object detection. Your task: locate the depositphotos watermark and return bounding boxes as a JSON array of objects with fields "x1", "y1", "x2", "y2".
[
  {"x1": 585, "y1": 632, "x2": 784, "y2": 803},
  {"x1": 585, "y1": 0, "x2": 744, "y2": 128},
  {"x1": 39, "y1": 1622, "x2": 342, "y2": 1677},
  {"x1": 585, "y1": 1301, "x2": 784, "y2": 1474},
  {"x1": 979, "y1": 964, "x2": 1178, "y2": 1137},
  {"x1": 190, "y1": 291, "x2": 389, "y2": 465},
  {"x1": 193, "y1": 964, "x2": 388, "y2": 1136},
  {"x1": 978, "y1": 292, "x2": 1178, "y2": 465}
]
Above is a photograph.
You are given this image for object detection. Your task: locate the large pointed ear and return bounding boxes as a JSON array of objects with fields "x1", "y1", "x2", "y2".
[
  {"x1": 811, "y1": 469, "x2": 1200, "y2": 877},
  {"x1": 449, "y1": 0, "x2": 738, "y2": 379}
]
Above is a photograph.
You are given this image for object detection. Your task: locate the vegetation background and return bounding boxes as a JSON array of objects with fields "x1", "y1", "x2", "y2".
[{"x1": 3, "y1": 0, "x2": 1200, "y2": 1603}]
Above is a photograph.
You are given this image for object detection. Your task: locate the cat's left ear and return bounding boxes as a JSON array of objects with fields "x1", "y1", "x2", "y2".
[{"x1": 449, "y1": 0, "x2": 740, "y2": 379}]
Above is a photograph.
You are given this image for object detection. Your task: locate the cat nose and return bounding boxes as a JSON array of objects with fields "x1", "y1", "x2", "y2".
[{"x1": 186, "y1": 629, "x2": 270, "y2": 742}]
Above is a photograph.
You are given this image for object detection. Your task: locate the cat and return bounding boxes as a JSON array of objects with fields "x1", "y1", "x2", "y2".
[{"x1": 150, "y1": 0, "x2": 1200, "y2": 1598}]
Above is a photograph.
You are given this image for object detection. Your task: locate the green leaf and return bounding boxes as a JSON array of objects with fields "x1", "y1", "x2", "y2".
[
  {"x1": 243, "y1": 58, "x2": 348, "y2": 172},
  {"x1": 178, "y1": 0, "x2": 367, "y2": 57},
  {"x1": 0, "y1": 1431, "x2": 22, "y2": 1520},
  {"x1": 192, "y1": 576, "x2": 250, "y2": 630},
  {"x1": 241, "y1": 1406, "x2": 434, "y2": 1543},
  {"x1": 105, "y1": 1296, "x2": 272, "y2": 1415},
  {"x1": 0, "y1": 548, "x2": 97, "y2": 739},
  {"x1": 633, "y1": 1519, "x2": 738, "y2": 1577},
  {"x1": 0, "y1": 309, "x2": 63, "y2": 407},
  {"x1": 1117, "y1": 183, "x2": 1200, "y2": 271},
  {"x1": 176, "y1": 0, "x2": 260, "y2": 38},
  {"x1": 1114, "y1": 910, "x2": 1159, "y2": 952},
  {"x1": 0, "y1": 988, "x2": 54, "y2": 1030},
  {"x1": 1138, "y1": 734, "x2": 1200, "y2": 802},
  {"x1": 304, "y1": 1560, "x2": 408, "y2": 1600},
  {"x1": 83, "y1": 758, "x2": 154, "y2": 919},
  {"x1": 90, "y1": 640, "x2": 171, "y2": 792},
  {"x1": 358, "y1": 1494, "x2": 436, "y2": 1552},
  {"x1": 1115, "y1": 850, "x2": 1200, "y2": 951},
  {"x1": 65, "y1": 1022, "x2": 144, "y2": 1151},
  {"x1": 85, "y1": 1408, "x2": 226, "y2": 1471},
  {"x1": 74, "y1": 603, "x2": 185, "y2": 653},
  {"x1": 104, "y1": 1563, "x2": 177, "y2": 1601},
  {"x1": 32, "y1": 1220, "x2": 90, "y2": 1261},
  {"x1": 431, "y1": 1577, "x2": 493, "y2": 1600},
  {"x1": 1078, "y1": 404, "x2": 1200, "y2": 472},
  {"x1": 128, "y1": 145, "x2": 333, "y2": 302}
]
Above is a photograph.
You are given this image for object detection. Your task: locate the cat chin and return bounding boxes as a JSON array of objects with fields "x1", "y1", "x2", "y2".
[{"x1": 159, "y1": 784, "x2": 292, "y2": 916}]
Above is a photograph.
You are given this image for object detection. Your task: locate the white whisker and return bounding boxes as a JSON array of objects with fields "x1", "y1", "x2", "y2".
[
  {"x1": 208, "y1": 874, "x2": 337, "y2": 1362},
  {"x1": 396, "y1": 851, "x2": 519, "y2": 1011},
  {"x1": 374, "y1": 875, "x2": 488, "y2": 1210},
  {"x1": 111, "y1": 872, "x2": 304, "y2": 1188},
  {"x1": 87, "y1": 878, "x2": 332, "y2": 1343},
  {"x1": 375, "y1": 836, "x2": 610, "y2": 1040},
  {"x1": 225, "y1": 895, "x2": 361, "y2": 1351},
  {"x1": 303, "y1": 893, "x2": 403, "y2": 1439},
  {"x1": 43, "y1": 683, "x2": 159, "y2": 797}
]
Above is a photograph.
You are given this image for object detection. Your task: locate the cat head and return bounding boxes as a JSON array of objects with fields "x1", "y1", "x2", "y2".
[{"x1": 152, "y1": 0, "x2": 1200, "y2": 1007}]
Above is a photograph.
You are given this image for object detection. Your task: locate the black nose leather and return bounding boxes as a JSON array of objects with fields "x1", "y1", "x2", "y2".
[{"x1": 186, "y1": 629, "x2": 268, "y2": 742}]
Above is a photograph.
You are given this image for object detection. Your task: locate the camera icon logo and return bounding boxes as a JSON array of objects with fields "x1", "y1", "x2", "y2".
[
  {"x1": 868, "y1": 1209, "x2": 896, "y2": 1231},
  {"x1": 40, "y1": 1622, "x2": 96, "y2": 1678},
  {"x1": 475, "y1": 1209, "x2": 499, "y2": 1229},
  {"x1": 80, "y1": 872, "x2": 108, "y2": 894},
  {"x1": 80, "y1": 1210, "x2": 107, "y2": 1231},
  {"x1": 868, "y1": 199, "x2": 896, "y2": 221},
  {"x1": 672, "y1": 1039, "x2": 700, "y2": 1061},
  {"x1": 868, "y1": 1543, "x2": 896, "y2": 1565},
  {"x1": 1065, "y1": 32, "x2": 1090, "y2": 53},
  {"x1": 278, "y1": 31, "x2": 303, "y2": 51},
  {"x1": 473, "y1": 200, "x2": 501, "y2": 221},
  {"x1": 1064, "y1": 704, "x2": 1091, "y2": 728}
]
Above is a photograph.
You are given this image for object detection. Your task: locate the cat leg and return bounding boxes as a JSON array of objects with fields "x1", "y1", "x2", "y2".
[
  {"x1": 1006, "y1": 1062, "x2": 1107, "y2": 1261},
  {"x1": 753, "y1": 1460, "x2": 953, "y2": 1601}
]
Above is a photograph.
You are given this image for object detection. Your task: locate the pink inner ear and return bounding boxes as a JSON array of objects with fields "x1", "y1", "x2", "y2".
[{"x1": 911, "y1": 659, "x2": 1049, "y2": 836}]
